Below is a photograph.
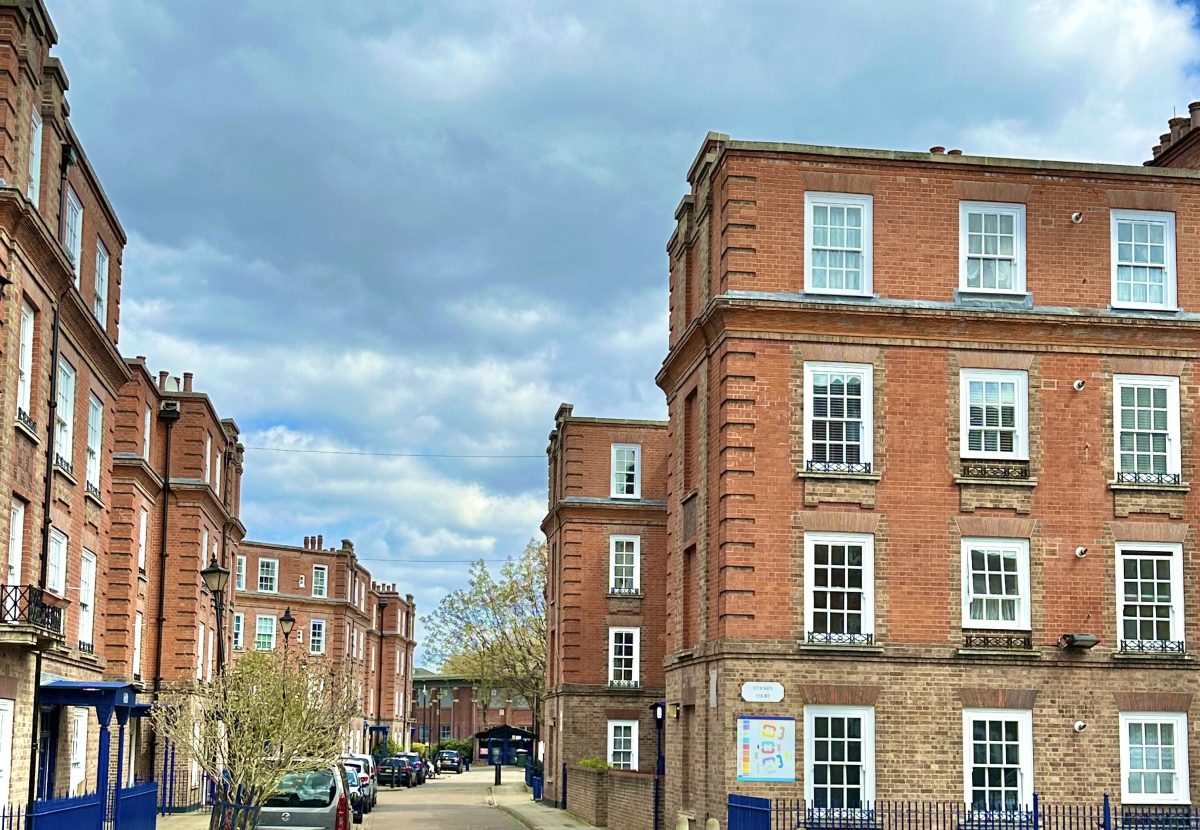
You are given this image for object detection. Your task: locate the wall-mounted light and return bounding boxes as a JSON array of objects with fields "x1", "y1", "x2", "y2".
[
  {"x1": 1073, "y1": 379, "x2": 1086, "y2": 391},
  {"x1": 1071, "y1": 212, "x2": 1084, "y2": 224},
  {"x1": 1058, "y1": 633, "x2": 1100, "y2": 649},
  {"x1": 1075, "y1": 546, "x2": 1088, "y2": 559}
]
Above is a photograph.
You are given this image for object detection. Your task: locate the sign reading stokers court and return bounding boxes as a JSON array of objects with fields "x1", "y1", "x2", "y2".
[
  {"x1": 736, "y1": 716, "x2": 795, "y2": 783},
  {"x1": 740, "y1": 681, "x2": 784, "y2": 702}
]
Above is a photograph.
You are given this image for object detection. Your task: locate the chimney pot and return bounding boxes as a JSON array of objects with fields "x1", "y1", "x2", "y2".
[
  {"x1": 929, "y1": 145, "x2": 945, "y2": 154},
  {"x1": 317, "y1": 534, "x2": 323, "y2": 549},
  {"x1": 183, "y1": 372, "x2": 193, "y2": 392},
  {"x1": 947, "y1": 149, "x2": 963, "y2": 156},
  {"x1": 304, "y1": 535, "x2": 311, "y2": 549},
  {"x1": 1160, "y1": 132, "x2": 1173, "y2": 150},
  {"x1": 136, "y1": 355, "x2": 146, "y2": 361},
  {"x1": 1153, "y1": 144, "x2": 1163, "y2": 157},
  {"x1": 1170, "y1": 116, "x2": 1190, "y2": 142},
  {"x1": 1188, "y1": 102, "x2": 1200, "y2": 130},
  {"x1": 157, "y1": 371, "x2": 168, "y2": 390}
]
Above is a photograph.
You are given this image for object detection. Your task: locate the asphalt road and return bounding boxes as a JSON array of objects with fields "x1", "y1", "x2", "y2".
[{"x1": 369, "y1": 765, "x2": 525, "y2": 830}]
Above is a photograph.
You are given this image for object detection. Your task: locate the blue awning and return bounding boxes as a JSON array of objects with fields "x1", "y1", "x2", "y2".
[{"x1": 39, "y1": 680, "x2": 140, "y2": 710}]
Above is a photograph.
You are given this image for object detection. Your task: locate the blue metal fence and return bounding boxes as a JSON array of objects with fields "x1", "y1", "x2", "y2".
[
  {"x1": 30, "y1": 793, "x2": 102, "y2": 830},
  {"x1": 0, "y1": 803, "x2": 24, "y2": 830},
  {"x1": 111, "y1": 783, "x2": 157, "y2": 830},
  {"x1": 732, "y1": 794, "x2": 1200, "y2": 830}
]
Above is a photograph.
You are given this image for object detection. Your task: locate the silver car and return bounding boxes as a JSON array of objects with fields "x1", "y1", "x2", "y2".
[
  {"x1": 339, "y1": 757, "x2": 376, "y2": 812},
  {"x1": 257, "y1": 765, "x2": 356, "y2": 830}
]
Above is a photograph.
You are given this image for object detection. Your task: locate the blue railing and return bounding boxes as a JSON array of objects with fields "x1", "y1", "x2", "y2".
[
  {"x1": 733, "y1": 794, "x2": 1200, "y2": 830},
  {"x1": 0, "y1": 803, "x2": 24, "y2": 830},
  {"x1": 112, "y1": 783, "x2": 157, "y2": 830},
  {"x1": 30, "y1": 792, "x2": 102, "y2": 830}
]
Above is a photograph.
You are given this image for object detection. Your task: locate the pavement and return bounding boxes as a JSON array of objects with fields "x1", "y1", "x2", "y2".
[
  {"x1": 156, "y1": 808, "x2": 213, "y2": 830},
  {"x1": 489, "y1": 780, "x2": 592, "y2": 829}
]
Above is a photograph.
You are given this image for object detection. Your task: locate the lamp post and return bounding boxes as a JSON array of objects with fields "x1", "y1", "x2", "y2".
[
  {"x1": 650, "y1": 701, "x2": 666, "y2": 830},
  {"x1": 200, "y1": 557, "x2": 231, "y2": 675},
  {"x1": 375, "y1": 598, "x2": 388, "y2": 754},
  {"x1": 279, "y1": 607, "x2": 295, "y2": 658}
]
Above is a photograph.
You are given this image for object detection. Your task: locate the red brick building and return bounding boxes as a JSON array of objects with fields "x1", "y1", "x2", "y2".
[
  {"x1": 542, "y1": 404, "x2": 667, "y2": 804},
  {"x1": 236, "y1": 536, "x2": 417, "y2": 754},
  {"x1": 106, "y1": 361, "x2": 245, "y2": 792},
  {"x1": 646, "y1": 125, "x2": 1200, "y2": 824},
  {"x1": 0, "y1": 0, "x2": 131, "y2": 803},
  {"x1": 410, "y1": 667, "x2": 534, "y2": 748}
]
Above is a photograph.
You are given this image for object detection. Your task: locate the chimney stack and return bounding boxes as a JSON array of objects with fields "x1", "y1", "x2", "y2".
[
  {"x1": 183, "y1": 372, "x2": 193, "y2": 392},
  {"x1": 1189, "y1": 101, "x2": 1200, "y2": 130},
  {"x1": 947, "y1": 149, "x2": 963, "y2": 156},
  {"x1": 158, "y1": 371, "x2": 168, "y2": 390},
  {"x1": 304, "y1": 535, "x2": 311, "y2": 549},
  {"x1": 317, "y1": 534, "x2": 324, "y2": 549},
  {"x1": 1170, "y1": 116, "x2": 1190, "y2": 143},
  {"x1": 929, "y1": 146, "x2": 945, "y2": 154}
]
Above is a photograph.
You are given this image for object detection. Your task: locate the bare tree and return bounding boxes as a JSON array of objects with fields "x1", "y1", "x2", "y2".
[
  {"x1": 152, "y1": 650, "x2": 359, "y2": 830},
  {"x1": 422, "y1": 539, "x2": 547, "y2": 732}
]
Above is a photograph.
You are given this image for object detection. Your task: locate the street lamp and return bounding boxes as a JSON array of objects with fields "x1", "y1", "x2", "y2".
[
  {"x1": 200, "y1": 557, "x2": 231, "y2": 675},
  {"x1": 375, "y1": 598, "x2": 388, "y2": 754},
  {"x1": 279, "y1": 607, "x2": 296, "y2": 657}
]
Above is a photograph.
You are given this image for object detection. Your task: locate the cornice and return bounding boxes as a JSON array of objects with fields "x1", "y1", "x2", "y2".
[
  {"x1": 168, "y1": 478, "x2": 243, "y2": 533},
  {"x1": 541, "y1": 498, "x2": 668, "y2": 535}
]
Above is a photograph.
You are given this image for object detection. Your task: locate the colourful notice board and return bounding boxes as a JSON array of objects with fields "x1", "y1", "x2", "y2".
[{"x1": 736, "y1": 716, "x2": 795, "y2": 783}]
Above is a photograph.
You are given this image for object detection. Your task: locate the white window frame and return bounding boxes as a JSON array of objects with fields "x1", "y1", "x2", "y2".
[
  {"x1": 610, "y1": 444, "x2": 642, "y2": 499},
  {"x1": 310, "y1": 619, "x2": 326, "y2": 655},
  {"x1": 962, "y1": 708, "x2": 1033, "y2": 810},
  {"x1": 1120, "y1": 711, "x2": 1190, "y2": 805},
  {"x1": 804, "y1": 192, "x2": 873, "y2": 297},
  {"x1": 142, "y1": 405, "x2": 151, "y2": 461},
  {"x1": 56, "y1": 359, "x2": 75, "y2": 465},
  {"x1": 961, "y1": 538, "x2": 1031, "y2": 631},
  {"x1": 132, "y1": 612, "x2": 143, "y2": 679},
  {"x1": 313, "y1": 564, "x2": 328, "y2": 598},
  {"x1": 1112, "y1": 374, "x2": 1181, "y2": 481},
  {"x1": 196, "y1": 621, "x2": 205, "y2": 681},
  {"x1": 959, "y1": 201, "x2": 1026, "y2": 295},
  {"x1": 79, "y1": 549, "x2": 96, "y2": 647},
  {"x1": 1116, "y1": 542, "x2": 1184, "y2": 651},
  {"x1": 607, "y1": 626, "x2": 640, "y2": 686},
  {"x1": 204, "y1": 434, "x2": 212, "y2": 483},
  {"x1": 959, "y1": 369, "x2": 1029, "y2": 461},
  {"x1": 804, "y1": 705, "x2": 876, "y2": 807},
  {"x1": 94, "y1": 240, "x2": 109, "y2": 324},
  {"x1": 235, "y1": 555, "x2": 246, "y2": 591},
  {"x1": 27, "y1": 109, "x2": 41, "y2": 206},
  {"x1": 214, "y1": 449, "x2": 222, "y2": 496},
  {"x1": 804, "y1": 532, "x2": 875, "y2": 643},
  {"x1": 137, "y1": 508, "x2": 148, "y2": 572},
  {"x1": 803, "y1": 362, "x2": 874, "y2": 471},
  {"x1": 607, "y1": 719, "x2": 639, "y2": 771},
  {"x1": 17, "y1": 303, "x2": 33, "y2": 418},
  {"x1": 207, "y1": 627, "x2": 215, "y2": 681},
  {"x1": 69, "y1": 708, "x2": 87, "y2": 795},
  {"x1": 232, "y1": 612, "x2": 244, "y2": 651},
  {"x1": 47, "y1": 527, "x2": 66, "y2": 595},
  {"x1": 85, "y1": 393, "x2": 102, "y2": 493},
  {"x1": 609, "y1": 536, "x2": 641, "y2": 593},
  {"x1": 255, "y1": 615, "x2": 276, "y2": 651},
  {"x1": 8, "y1": 499, "x2": 24, "y2": 589},
  {"x1": 64, "y1": 186, "x2": 82, "y2": 278},
  {"x1": 258, "y1": 558, "x2": 278, "y2": 593},
  {"x1": 1111, "y1": 209, "x2": 1177, "y2": 311}
]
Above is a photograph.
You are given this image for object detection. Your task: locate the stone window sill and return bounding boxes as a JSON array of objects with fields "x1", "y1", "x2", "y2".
[
  {"x1": 799, "y1": 643, "x2": 884, "y2": 656},
  {"x1": 797, "y1": 470, "x2": 881, "y2": 483},
  {"x1": 14, "y1": 419, "x2": 38, "y2": 444},
  {"x1": 957, "y1": 648, "x2": 1040, "y2": 660},
  {"x1": 1112, "y1": 651, "x2": 1192, "y2": 662},
  {"x1": 84, "y1": 489, "x2": 103, "y2": 509},
  {"x1": 53, "y1": 464, "x2": 77, "y2": 486},
  {"x1": 607, "y1": 592, "x2": 643, "y2": 600},
  {"x1": 955, "y1": 477, "x2": 1037, "y2": 488},
  {"x1": 1108, "y1": 481, "x2": 1190, "y2": 493}
]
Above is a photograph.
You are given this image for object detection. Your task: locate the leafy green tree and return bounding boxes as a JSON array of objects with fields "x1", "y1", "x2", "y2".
[{"x1": 422, "y1": 539, "x2": 547, "y2": 734}]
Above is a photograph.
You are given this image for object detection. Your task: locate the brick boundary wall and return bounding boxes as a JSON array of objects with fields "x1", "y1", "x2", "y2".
[
  {"x1": 607, "y1": 770, "x2": 655, "y2": 830},
  {"x1": 567, "y1": 766, "x2": 610, "y2": 827}
]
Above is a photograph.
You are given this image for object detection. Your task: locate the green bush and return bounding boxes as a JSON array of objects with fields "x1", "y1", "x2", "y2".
[{"x1": 577, "y1": 757, "x2": 610, "y2": 770}]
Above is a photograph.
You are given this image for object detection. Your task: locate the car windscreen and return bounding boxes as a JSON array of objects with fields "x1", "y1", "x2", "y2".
[
  {"x1": 264, "y1": 770, "x2": 336, "y2": 808},
  {"x1": 342, "y1": 761, "x2": 364, "y2": 773}
]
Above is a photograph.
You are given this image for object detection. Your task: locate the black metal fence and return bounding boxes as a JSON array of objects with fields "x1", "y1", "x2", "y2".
[{"x1": 0, "y1": 584, "x2": 63, "y2": 633}]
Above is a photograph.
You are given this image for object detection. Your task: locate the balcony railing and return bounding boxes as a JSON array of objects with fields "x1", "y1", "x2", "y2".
[
  {"x1": 1119, "y1": 639, "x2": 1185, "y2": 654},
  {"x1": 806, "y1": 461, "x2": 873, "y2": 475},
  {"x1": 53, "y1": 454, "x2": 73, "y2": 477},
  {"x1": 78, "y1": 640, "x2": 94, "y2": 655},
  {"x1": 0, "y1": 585, "x2": 64, "y2": 635},
  {"x1": 16, "y1": 409, "x2": 36, "y2": 434},
  {"x1": 964, "y1": 633, "x2": 1033, "y2": 650},
  {"x1": 1116, "y1": 471, "x2": 1182, "y2": 486},
  {"x1": 960, "y1": 461, "x2": 1030, "y2": 480},
  {"x1": 608, "y1": 679, "x2": 641, "y2": 689},
  {"x1": 85, "y1": 481, "x2": 101, "y2": 501},
  {"x1": 806, "y1": 631, "x2": 874, "y2": 646},
  {"x1": 608, "y1": 586, "x2": 642, "y2": 597}
]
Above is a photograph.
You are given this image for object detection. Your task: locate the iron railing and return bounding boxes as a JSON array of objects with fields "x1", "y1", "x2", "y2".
[
  {"x1": 78, "y1": 640, "x2": 93, "y2": 655},
  {"x1": 608, "y1": 679, "x2": 641, "y2": 689},
  {"x1": 0, "y1": 585, "x2": 63, "y2": 634},
  {"x1": 53, "y1": 454, "x2": 73, "y2": 477},
  {"x1": 960, "y1": 462, "x2": 1030, "y2": 480},
  {"x1": 1116, "y1": 472, "x2": 1182, "y2": 486},
  {"x1": 1119, "y1": 639, "x2": 1185, "y2": 655},
  {"x1": 963, "y1": 633, "x2": 1033, "y2": 650},
  {"x1": 15, "y1": 409, "x2": 35, "y2": 435},
  {"x1": 608, "y1": 586, "x2": 642, "y2": 597},
  {"x1": 806, "y1": 632, "x2": 874, "y2": 646},
  {"x1": 806, "y1": 461, "x2": 873, "y2": 475},
  {"x1": 85, "y1": 481, "x2": 101, "y2": 501}
]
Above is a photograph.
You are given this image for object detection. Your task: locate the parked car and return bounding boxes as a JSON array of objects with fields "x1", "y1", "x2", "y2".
[
  {"x1": 258, "y1": 764, "x2": 356, "y2": 830},
  {"x1": 340, "y1": 757, "x2": 376, "y2": 810},
  {"x1": 342, "y1": 754, "x2": 378, "y2": 805},
  {"x1": 378, "y1": 756, "x2": 414, "y2": 788},
  {"x1": 435, "y1": 750, "x2": 462, "y2": 774},
  {"x1": 398, "y1": 752, "x2": 427, "y2": 784},
  {"x1": 343, "y1": 768, "x2": 366, "y2": 824}
]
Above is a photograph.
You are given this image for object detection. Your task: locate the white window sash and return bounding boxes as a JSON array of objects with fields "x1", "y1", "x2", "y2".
[
  {"x1": 27, "y1": 109, "x2": 41, "y2": 206},
  {"x1": 959, "y1": 369, "x2": 1028, "y2": 460},
  {"x1": 86, "y1": 395, "x2": 102, "y2": 489},
  {"x1": 17, "y1": 304, "x2": 33, "y2": 415},
  {"x1": 313, "y1": 565, "x2": 328, "y2": 598},
  {"x1": 803, "y1": 362, "x2": 874, "y2": 469},
  {"x1": 232, "y1": 613, "x2": 244, "y2": 650},
  {"x1": 804, "y1": 705, "x2": 876, "y2": 806},
  {"x1": 132, "y1": 613, "x2": 143, "y2": 677},
  {"x1": 803, "y1": 192, "x2": 873, "y2": 296},
  {"x1": 256, "y1": 615, "x2": 276, "y2": 650},
  {"x1": 258, "y1": 558, "x2": 278, "y2": 593},
  {"x1": 958, "y1": 202, "x2": 1027, "y2": 295},
  {"x1": 196, "y1": 622, "x2": 205, "y2": 680},
  {"x1": 961, "y1": 709, "x2": 1033, "y2": 809},
  {"x1": 1112, "y1": 374, "x2": 1181, "y2": 479},
  {"x1": 311, "y1": 620, "x2": 326, "y2": 654},
  {"x1": 609, "y1": 536, "x2": 641, "y2": 593},
  {"x1": 235, "y1": 555, "x2": 246, "y2": 591},
  {"x1": 65, "y1": 187, "x2": 82, "y2": 275},
  {"x1": 1110, "y1": 209, "x2": 1177, "y2": 310},
  {"x1": 79, "y1": 550, "x2": 96, "y2": 645},
  {"x1": 1120, "y1": 711, "x2": 1190, "y2": 805},
  {"x1": 607, "y1": 627, "x2": 640, "y2": 685},
  {"x1": 804, "y1": 532, "x2": 875, "y2": 640},
  {"x1": 1115, "y1": 542, "x2": 1184, "y2": 649},
  {"x1": 610, "y1": 444, "x2": 642, "y2": 499},
  {"x1": 94, "y1": 241, "x2": 109, "y2": 323},
  {"x1": 47, "y1": 529, "x2": 66, "y2": 595},
  {"x1": 142, "y1": 406, "x2": 152, "y2": 461},
  {"x1": 960, "y1": 538, "x2": 1031, "y2": 631},
  {"x1": 8, "y1": 500, "x2": 24, "y2": 588},
  {"x1": 56, "y1": 361, "x2": 75, "y2": 460},
  {"x1": 606, "y1": 720, "x2": 639, "y2": 770}
]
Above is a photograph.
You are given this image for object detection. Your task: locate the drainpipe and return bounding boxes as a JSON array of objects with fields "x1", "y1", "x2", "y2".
[{"x1": 152, "y1": 403, "x2": 180, "y2": 694}]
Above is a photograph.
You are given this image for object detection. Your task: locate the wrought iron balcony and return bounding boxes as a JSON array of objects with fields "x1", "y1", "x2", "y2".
[
  {"x1": 1116, "y1": 471, "x2": 1182, "y2": 486},
  {"x1": 960, "y1": 461, "x2": 1030, "y2": 480},
  {"x1": 608, "y1": 679, "x2": 641, "y2": 689},
  {"x1": 0, "y1": 585, "x2": 64, "y2": 636},
  {"x1": 78, "y1": 640, "x2": 94, "y2": 655},
  {"x1": 608, "y1": 586, "x2": 642, "y2": 597},
  {"x1": 806, "y1": 631, "x2": 874, "y2": 646},
  {"x1": 1119, "y1": 639, "x2": 1185, "y2": 655},
  {"x1": 16, "y1": 409, "x2": 36, "y2": 434},
  {"x1": 85, "y1": 481, "x2": 101, "y2": 501},
  {"x1": 963, "y1": 633, "x2": 1032, "y2": 650},
  {"x1": 53, "y1": 454, "x2": 73, "y2": 477},
  {"x1": 805, "y1": 461, "x2": 873, "y2": 475}
]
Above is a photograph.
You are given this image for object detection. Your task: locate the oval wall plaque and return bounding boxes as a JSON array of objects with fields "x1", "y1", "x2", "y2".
[{"x1": 740, "y1": 681, "x2": 784, "y2": 703}]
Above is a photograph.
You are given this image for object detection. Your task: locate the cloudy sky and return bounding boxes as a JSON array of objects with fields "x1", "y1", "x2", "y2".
[{"x1": 47, "y1": 0, "x2": 1200, "y2": 662}]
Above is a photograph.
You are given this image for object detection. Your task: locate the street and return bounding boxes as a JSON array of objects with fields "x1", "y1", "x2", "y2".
[{"x1": 370, "y1": 766, "x2": 525, "y2": 830}]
